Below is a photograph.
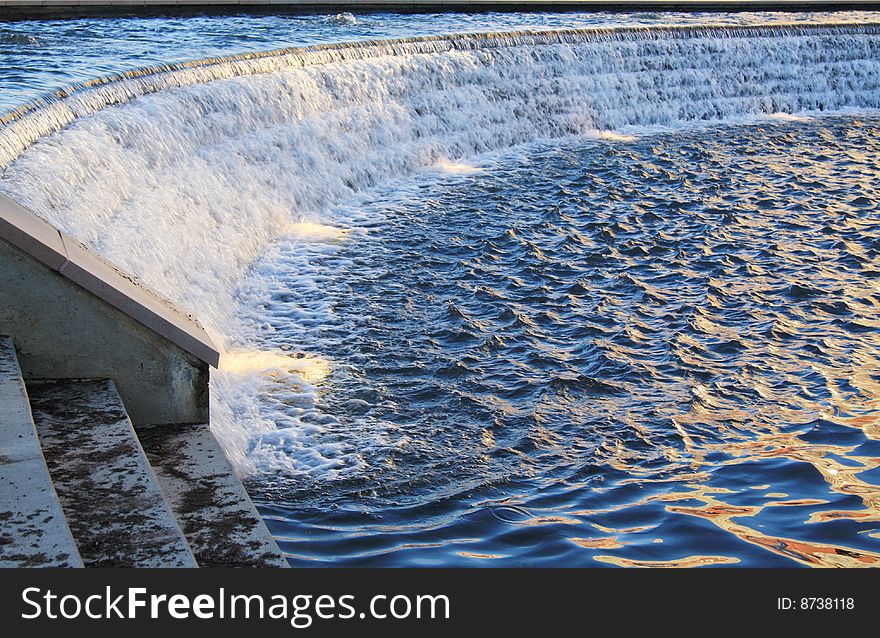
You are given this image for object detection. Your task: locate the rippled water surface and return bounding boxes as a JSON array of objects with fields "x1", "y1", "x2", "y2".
[{"x1": 251, "y1": 115, "x2": 880, "y2": 567}]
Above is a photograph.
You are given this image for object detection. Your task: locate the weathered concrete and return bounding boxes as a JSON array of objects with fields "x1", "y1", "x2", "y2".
[
  {"x1": 29, "y1": 379, "x2": 197, "y2": 567},
  {"x1": 0, "y1": 194, "x2": 219, "y2": 368},
  {"x1": 0, "y1": 194, "x2": 219, "y2": 425},
  {"x1": 0, "y1": 337, "x2": 82, "y2": 568},
  {"x1": 137, "y1": 422, "x2": 288, "y2": 567}
]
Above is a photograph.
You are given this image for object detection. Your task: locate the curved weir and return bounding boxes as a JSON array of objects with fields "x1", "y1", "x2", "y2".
[
  {"x1": 1, "y1": 20, "x2": 879, "y2": 493},
  {"x1": 0, "y1": 24, "x2": 880, "y2": 316},
  {"x1": 1, "y1": 22, "x2": 879, "y2": 167}
]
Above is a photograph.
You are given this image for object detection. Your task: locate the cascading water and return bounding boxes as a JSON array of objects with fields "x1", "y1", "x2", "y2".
[
  {"x1": 2, "y1": 24, "x2": 878, "y2": 335},
  {"x1": 2, "y1": 19, "x2": 880, "y2": 565}
]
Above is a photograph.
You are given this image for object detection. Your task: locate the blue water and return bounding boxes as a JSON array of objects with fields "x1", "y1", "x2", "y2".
[
  {"x1": 251, "y1": 115, "x2": 880, "y2": 567},
  {"x1": 1, "y1": 11, "x2": 879, "y2": 567}
]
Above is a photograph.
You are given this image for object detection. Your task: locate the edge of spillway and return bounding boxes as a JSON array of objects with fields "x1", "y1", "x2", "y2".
[{"x1": 1, "y1": 21, "x2": 879, "y2": 170}]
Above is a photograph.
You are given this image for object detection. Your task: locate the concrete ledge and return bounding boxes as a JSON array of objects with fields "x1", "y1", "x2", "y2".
[
  {"x1": 0, "y1": 193, "x2": 219, "y2": 369},
  {"x1": 0, "y1": 193, "x2": 218, "y2": 424}
]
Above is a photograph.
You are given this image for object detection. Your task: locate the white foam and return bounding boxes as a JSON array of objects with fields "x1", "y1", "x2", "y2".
[
  {"x1": 286, "y1": 221, "x2": 350, "y2": 242},
  {"x1": 434, "y1": 159, "x2": 486, "y2": 175},
  {"x1": 326, "y1": 13, "x2": 358, "y2": 26},
  {"x1": 587, "y1": 130, "x2": 640, "y2": 143},
  {"x1": 765, "y1": 112, "x2": 814, "y2": 122}
]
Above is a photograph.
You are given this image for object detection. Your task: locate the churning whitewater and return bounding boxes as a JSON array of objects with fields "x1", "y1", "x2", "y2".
[{"x1": 1, "y1": 18, "x2": 880, "y2": 565}]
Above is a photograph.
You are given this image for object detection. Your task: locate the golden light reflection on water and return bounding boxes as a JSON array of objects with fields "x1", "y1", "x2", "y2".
[
  {"x1": 570, "y1": 473, "x2": 880, "y2": 567},
  {"x1": 434, "y1": 160, "x2": 486, "y2": 175},
  {"x1": 571, "y1": 536, "x2": 625, "y2": 549},
  {"x1": 593, "y1": 555, "x2": 741, "y2": 567},
  {"x1": 220, "y1": 350, "x2": 332, "y2": 385},
  {"x1": 285, "y1": 221, "x2": 349, "y2": 242},
  {"x1": 541, "y1": 124, "x2": 880, "y2": 566},
  {"x1": 664, "y1": 490, "x2": 880, "y2": 567},
  {"x1": 456, "y1": 551, "x2": 507, "y2": 559},
  {"x1": 588, "y1": 130, "x2": 639, "y2": 143},
  {"x1": 600, "y1": 371, "x2": 880, "y2": 565},
  {"x1": 765, "y1": 112, "x2": 814, "y2": 123},
  {"x1": 590, "y1": 357, "x2": 880, "y2": 565}
]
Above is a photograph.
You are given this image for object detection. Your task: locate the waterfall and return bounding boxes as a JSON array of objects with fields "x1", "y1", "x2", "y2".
[{"x1": 2, "y1": 22, "x2": 879, "y2": 168}]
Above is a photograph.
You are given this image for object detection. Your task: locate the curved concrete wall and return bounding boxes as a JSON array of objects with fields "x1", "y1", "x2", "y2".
[{"x1": 0, "y1": 193, "x2": 219, "y2": 425}]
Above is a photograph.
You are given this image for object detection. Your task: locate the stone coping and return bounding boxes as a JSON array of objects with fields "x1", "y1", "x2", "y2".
[{"x1": 0, "y1": 193, "x2": 221, "y2": 368}]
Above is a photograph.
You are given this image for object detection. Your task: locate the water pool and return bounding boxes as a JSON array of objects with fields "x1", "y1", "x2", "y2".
[{"x1": 1, "y1": 10, "x2": 879, "y2": 566}]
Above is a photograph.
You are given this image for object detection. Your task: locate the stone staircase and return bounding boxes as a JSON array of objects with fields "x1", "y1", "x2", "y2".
[{"x1": 0, "y1": 336, "x2": 286, "y2": 568}]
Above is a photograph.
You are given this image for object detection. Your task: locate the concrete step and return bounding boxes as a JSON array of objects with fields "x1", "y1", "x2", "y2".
[
  {"x1": 0, "y1": 337, "x2": 82, "y2": 567},
  {"x1": 28, "y1": 379, "x2": 197, "y2": 567},
  {"x1": 136, "y1": 422, "x2": 288, "y2": 567}
]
